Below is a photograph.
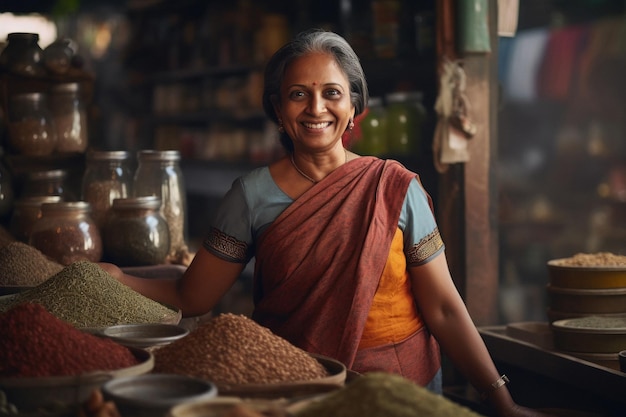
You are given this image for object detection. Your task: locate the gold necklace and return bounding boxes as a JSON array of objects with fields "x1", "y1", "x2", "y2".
[{"x1": 290, "y1": 149, "x2": 348, "y2": 184}]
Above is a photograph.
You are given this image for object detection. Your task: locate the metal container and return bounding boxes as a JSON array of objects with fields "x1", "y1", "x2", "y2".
[
  {"x1": 101, "y1": 323, "x2": 189, "y2": 349},
  {"x1": 547, "y1": 285, "x2": 626, "y2": 315},
  {"x1": 547, "y1": 260, "x2": 626, "y2": 289},
  {"x1": 551, "y1": 316, "x2": 626, "y2": 354},
  {"x1": 102, "y1": 373, "x2": 218, "y2": 417}
]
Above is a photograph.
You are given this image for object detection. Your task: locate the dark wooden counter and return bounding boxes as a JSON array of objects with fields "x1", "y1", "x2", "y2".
[{"x1": 477, "y1": 323, "x2": 626, "y2": 417}]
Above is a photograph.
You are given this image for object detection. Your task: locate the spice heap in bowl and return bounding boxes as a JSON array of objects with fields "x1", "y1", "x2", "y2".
[
  {"x1": 547, "y1": 252, "x2": 626, "y2": 368},
  {"x1": 546, "y1": 252, "x2": 626, "y2": 322},
  {"x1": 153, "y1": 313, "x2": 346, "y2": 399},
  {"x1": 0, "y1": 302, "x2": 153, "y2": 413},
  {"x1": 0, "y1": 260, "x2": 180, "y2": 328}
]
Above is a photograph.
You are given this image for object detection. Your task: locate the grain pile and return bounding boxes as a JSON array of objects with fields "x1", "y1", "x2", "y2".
[
  {"x1": 0, "y1": 242, "x2": 63, "y2": 286},
  {"x1": 0, "y1": 261, "x2": 179, "y2": 328},
  {"x1": 295, "y1": 372, "x2": 485, "y2": 417},
  {"x1": 552, "y1": 252, "x2": 626, "y2": 267},
  {"x1": 153, "y1": 313, "x2": 328, "y2": 386}
]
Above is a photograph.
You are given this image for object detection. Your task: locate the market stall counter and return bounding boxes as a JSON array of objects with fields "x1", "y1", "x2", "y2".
[{"x1": 476, "y1": 322, "x2": 626, "y2": 417}]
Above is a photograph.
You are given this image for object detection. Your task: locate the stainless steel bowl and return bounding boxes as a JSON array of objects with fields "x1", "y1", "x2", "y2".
[{"x1": 101, "y1": 323, "x2": 189, "y2": 349}]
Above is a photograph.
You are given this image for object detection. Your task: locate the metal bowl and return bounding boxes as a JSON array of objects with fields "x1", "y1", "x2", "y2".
[
  {"x1": 102, "y1": 373, "x2": 218, "y2": 417},
  {"x1": 551, "y1": 316, "x2": 626, "y2": 353},
  {"x1": 101, "y1": 323, "x2": 189, "y2": 349},
  {"x1": 0, "y1": 347, "x2": 153, "y2": 413},
  {"x1": 547, "y1": 259, "x2": 626, "y2": 289},
  {"x1": 547, "y1": 285, "x2": 626, "y2": 315}
]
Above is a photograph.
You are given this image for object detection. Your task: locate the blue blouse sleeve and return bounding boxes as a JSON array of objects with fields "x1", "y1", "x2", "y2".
[{"x1": 399, "y1": 178, "x2": 445, "y2": 266}]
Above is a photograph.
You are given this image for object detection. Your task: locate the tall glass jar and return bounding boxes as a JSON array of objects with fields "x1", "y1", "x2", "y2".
[
  {"x1": 29, "y1": 201, "x2": 103, "y2": 265},
  {"x1": 82, "y1": 150, "x2": 133, "y2": 229},
  {"x1": 102, "y1": 196, "x2": 170, "y2": 267},
  {"x1": 0, "y1": 32, "x2": 45, "y2": 77},
  {"x1": 6, "y1": 92, "x2": 57, "y2": 156},
  {"x1": 133, "y1": 150, "x2": 187, "y2": 260},
  {"x1": 48, "y1": 82, "x2": 88, "y2": 153},
  {"x1": 9, "y1": 195, "x2": 62, "y2": 243}
]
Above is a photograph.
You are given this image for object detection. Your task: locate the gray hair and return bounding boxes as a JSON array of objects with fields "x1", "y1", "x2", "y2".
[{"x1": 262, "y1": 29, "x2": 369, "y2": 151}]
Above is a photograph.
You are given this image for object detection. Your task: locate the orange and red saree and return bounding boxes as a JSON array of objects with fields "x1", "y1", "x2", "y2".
[{"x1": 252, "y1": 157, "x2": 440, "y2": 384}]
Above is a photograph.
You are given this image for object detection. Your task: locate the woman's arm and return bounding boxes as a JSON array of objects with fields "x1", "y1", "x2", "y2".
[
  {"x1": 409, "y1": 252, "x2": 553, "y2": 417},
  {"x1": 99, "y1": 247, "x2": 245, "y2": 317}
]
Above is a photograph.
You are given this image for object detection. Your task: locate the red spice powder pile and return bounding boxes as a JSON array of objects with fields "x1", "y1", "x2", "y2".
[{"x1": 0, "y1": 302, "x2": 140, "y2": 377}]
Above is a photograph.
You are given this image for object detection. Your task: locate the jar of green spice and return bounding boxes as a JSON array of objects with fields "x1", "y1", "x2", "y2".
[{"x1": 102, "y1": 196, "x2": 170, "y2": 267}]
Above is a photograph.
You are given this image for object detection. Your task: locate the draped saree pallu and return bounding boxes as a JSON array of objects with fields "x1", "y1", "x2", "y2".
[{"x1": 252, "y1": 157, "x2": 441, "y2": 385}]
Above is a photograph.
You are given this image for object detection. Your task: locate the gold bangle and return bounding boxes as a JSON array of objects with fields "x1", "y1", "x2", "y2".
[{"x1": 481, "y1": 374, "x2": 510, "y2": 401}]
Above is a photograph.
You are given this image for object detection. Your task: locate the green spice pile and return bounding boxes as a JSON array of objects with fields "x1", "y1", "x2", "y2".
[
  {"x1": 153, "y1": 313, "x2": 329, "y2": 386},
  {"x1": 0, "y1": 242, "x2": 64, "y2": 286},
  {"x1": 295, "y1": 372, "x2": 485, "y2": 417},
  {"x1": 0, "y1": 261, "x2": 179, "y2": 328},
  {"x1": 562, "y1": 316, "x2": 626, "y2": 329},
  {"x1": 0, "y1": 302, "x2": 139, "y2": 377}
]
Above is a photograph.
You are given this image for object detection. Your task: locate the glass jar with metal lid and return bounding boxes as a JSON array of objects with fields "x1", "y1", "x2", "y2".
[
  {"x1": 133, "y1": 150, "x2": 187, "y2": 260},
  {"x1": 0, "y1": 32, "x2": 45, "y2": 77},
  {"x1": 29, "y1": 201, "x2": 102, "y2": 265},
  {"x1": 48, "y1": 82, "x2": 88, "y2": 153},
  {"x1": 82, "y1": 150, "x2": 133, "y2": 229},
  {"x1": 102, "y1": 196, "x2": 171, "y2": 267},
  {"x1": 9, "y1": 195, "x2": 62, "y2": 243},
  {"x1": 6, "y1": 92, "x2": 57, "y2": 156}
]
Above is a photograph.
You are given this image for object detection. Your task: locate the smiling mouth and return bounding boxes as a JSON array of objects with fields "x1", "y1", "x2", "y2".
[{"x1": 302, "y1": 122, "x2": 332, "y2": 129}]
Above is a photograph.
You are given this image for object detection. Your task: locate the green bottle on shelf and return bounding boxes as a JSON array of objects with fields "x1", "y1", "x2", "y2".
[
  {"x1": 385, "y1": 91, "x2": 425, "y2": 156},
  {"x1": 355, "y1": 97, "x2": 388, "y2": 156}
]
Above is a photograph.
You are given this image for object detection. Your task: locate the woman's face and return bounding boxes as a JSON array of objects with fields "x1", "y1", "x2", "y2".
[{"x1": 274, "y1": 52, "x2": 355, "y2": 152}]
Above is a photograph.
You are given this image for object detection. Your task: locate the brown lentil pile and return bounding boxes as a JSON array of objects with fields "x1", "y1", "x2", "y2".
[
  {"x1": 0, "y1": 260, "x2": 179, "y2": 328},
  {"x1": 295, "y1": 372, "x2": 485, "y2": 417},
  {"x1": 0, "y1": 242, "x2": 63, "y2": 286},
  {"x1": 153, "y1": 313, "x2": 328, "y2": 386},
  {"x1": 0, "y1": 302, "x2": 139, "y2": 377},
  {"x1": 553, "y1": 252, "x2": 626, "y2": 267}
]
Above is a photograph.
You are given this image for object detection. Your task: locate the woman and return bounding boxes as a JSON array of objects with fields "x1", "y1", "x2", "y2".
[{"x1": 101, "y1": 29, "x2": 552, "y2": 417}]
